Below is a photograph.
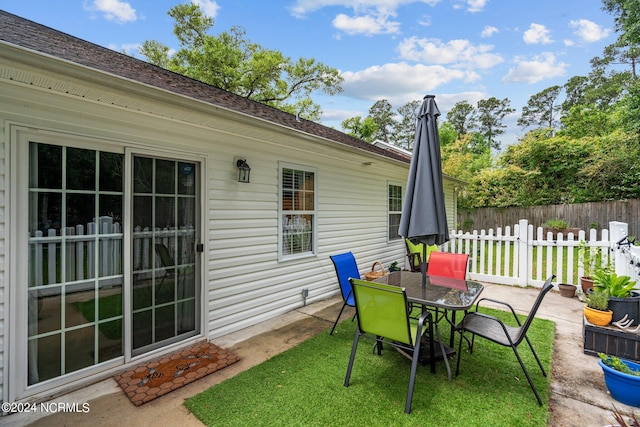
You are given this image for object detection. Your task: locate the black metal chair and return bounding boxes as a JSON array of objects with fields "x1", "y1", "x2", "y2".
[
  {"x1": 155, "y1": 243, "x2": 175, "y2": 286},
  {"x1": 455, "y1": 275, "x2": 555, "y2": 405}
]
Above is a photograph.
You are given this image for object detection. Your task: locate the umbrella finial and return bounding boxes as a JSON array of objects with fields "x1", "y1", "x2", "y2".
[{"x1": 424, "y1": 94, "x2": 435, "y2": 99}]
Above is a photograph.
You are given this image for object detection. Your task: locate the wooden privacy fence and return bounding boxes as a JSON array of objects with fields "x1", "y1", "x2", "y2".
[
  {"x1": 442, "y1": 219, "x2": 618, "y2": 288},
  {"x1": 30, "y1": 215, "x2": 194, "y2": 287},
  {"x1": 457, "y1": 199, "x2": 640, "y2": 239}
]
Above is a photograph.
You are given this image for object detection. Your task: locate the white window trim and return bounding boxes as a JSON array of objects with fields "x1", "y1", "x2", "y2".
[
  {"x1": 388, "y1": 181, "x2": 403, "y2": 242},
  {"x1": 278, "y1": 162, "x2": 318, "y2": 261}
]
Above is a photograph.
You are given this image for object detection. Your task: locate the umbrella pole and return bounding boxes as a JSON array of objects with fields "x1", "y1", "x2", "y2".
[{"x1": 421, "y1": 244, "x2": 427, "y2": 287}]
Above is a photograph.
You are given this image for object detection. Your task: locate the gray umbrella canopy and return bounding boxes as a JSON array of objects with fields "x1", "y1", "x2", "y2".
[{"x1": 399, "y1": 94, "x2": 449, "y2": 249}]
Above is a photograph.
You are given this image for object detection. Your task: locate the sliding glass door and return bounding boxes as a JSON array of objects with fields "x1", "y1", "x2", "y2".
[{"x1": 23, "y1": 140, "x2": 201, "y2": 392}]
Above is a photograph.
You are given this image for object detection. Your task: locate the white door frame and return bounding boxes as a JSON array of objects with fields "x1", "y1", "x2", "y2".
[{"x1": 6, "y1": 126, "x2": 207, "y2": 403}]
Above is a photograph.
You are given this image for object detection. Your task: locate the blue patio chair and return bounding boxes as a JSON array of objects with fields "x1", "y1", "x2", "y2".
[
  {"x1": 329, "y1": 252, "x2": 360, "y2": 335},
  {"x1": 345, "y1": 278, "x2": 435, "y2": 414},
  {"x1": 455, "y1": 275, "x2": 555, "y2": 406}
]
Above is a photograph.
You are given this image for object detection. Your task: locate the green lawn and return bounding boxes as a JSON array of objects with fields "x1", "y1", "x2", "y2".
[{"x1": 185, "y1": 308, "x2": 555, "y2": 426}]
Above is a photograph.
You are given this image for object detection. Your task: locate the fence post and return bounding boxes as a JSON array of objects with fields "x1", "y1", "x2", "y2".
[
  {"x1": 518, "y1": 219, "x2": 529, "y2": 287},
  {"x1": 609, "y1": 221, "x2": 630, "y2": 277}
]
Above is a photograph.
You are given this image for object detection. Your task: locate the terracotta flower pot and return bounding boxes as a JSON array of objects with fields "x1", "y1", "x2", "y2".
[
  {"x1": 558, "y1": 283, "x2": 576, "y2": 298},
  {"x1": 580, "y1": 276, "x2": 594, "y2": 294},
  {"x1": 584, "y1": 306, "x2": 612, "y2": 326}
]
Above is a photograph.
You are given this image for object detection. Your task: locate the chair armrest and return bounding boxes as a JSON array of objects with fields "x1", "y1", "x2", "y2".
[
  {"x1": 414, "y1": 310, "x2": 433, "y2": 345},
  {"x1": 475, "y1": 297, "x2": 522, "y2": 326}
]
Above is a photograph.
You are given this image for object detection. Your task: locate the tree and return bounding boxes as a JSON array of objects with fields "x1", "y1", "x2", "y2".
[
  {"x1": 438, "y1": 121, "x2": 458, "y2": 149},
  {"x1": 476, "y1": 97, "x2": 514, "y2": 151},
  {"x1": 368, "y1": 99, "x2": 394, "y2": 144},
  {"x1": 518, "y1": 85, "x2": 562, "y2": 131},
  {"x1": 602, "y1": 0, "x2": 640, "y2": 47},
  {"x1": 140, "y1": 3, "x2": 343, "y2": 121},
  {"x1": 341, "y1": 116, "x2": 377, "y2": 141},
  {"x1": 392, "y1": 100, "x2": 421, "y2": 150},
  {"x1": 446, "y1": 101, "x2": 477, "y2": 135},
  {"x1": 562, "y1": 76, "x2": 590, "y2": 116}
]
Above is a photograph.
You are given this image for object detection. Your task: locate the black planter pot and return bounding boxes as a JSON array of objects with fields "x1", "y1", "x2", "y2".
[{"x1": 608, "y1": 291, "x2": 640, "y2": 326}]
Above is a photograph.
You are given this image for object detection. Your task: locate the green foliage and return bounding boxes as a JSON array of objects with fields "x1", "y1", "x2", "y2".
[
  {"x1": 541, "y1": 219, "x2": 570, "y2": 230},
  {"x1": 586, "y1": 290, "x2": 610, "y2": 311},
  {"x1": 558, "y1": 104, "x2": 614, "y2": 138},
  {"x1": 140, "y1": 3, "x2": 343, "y2": 121},
  {"x1": 593, "y1": 268, "x2": 636, "y2": 298},
  {"x1": 599, "y1": 353, "x2": 640, "y2": 376},
  {"x1": 341, "y1": 116, "x2": 378, "y2": 141},
  {"x1": 461, "y1": 124, "x2": 640, "y2": 208},
  {"x1": 578, "y1": 241, "x2": 603, "y2": 278}
]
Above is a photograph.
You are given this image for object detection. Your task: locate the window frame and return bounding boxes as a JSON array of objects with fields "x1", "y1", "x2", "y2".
[
  {"x1": 388, "y1": 181, "x2": 403, "y2": 242},
  {"x1": 278, "y1": 162, "x2": 317, "y2": 261}
]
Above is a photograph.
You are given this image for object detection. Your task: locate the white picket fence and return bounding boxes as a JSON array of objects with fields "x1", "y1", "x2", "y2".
[
  {"x1": 30, "y1": 216, "x2": 194, "y2": 287},
  {"x1": 441, "y1": 219, "x2": 637, "y2": 289}
]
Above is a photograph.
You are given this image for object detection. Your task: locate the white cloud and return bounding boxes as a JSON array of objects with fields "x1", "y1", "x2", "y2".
[
  {"x1": 85, "y1": 0, "x2": 137, "y2": 23},
  {"x1": 397, "y1": 37, "x2": 504, "y2": 69},
  {"x1": 466, "y1": 0, "x2": 488, "y2": 13},
  {"x1": 340, "y1": 62, "x2": 480, "y2": 103},
  {"x1": 333, "y1": 12, "x2": 401, "y2": 35},
  {"x1": 481, "y1": 25, "x2": 498, "y2": 38},
  {"x1": 192, "y1": 0, "x2": 221, "y2": 18},
  {"x1": 502, "y1": 52, "x2": 567, "y2": 84},
  {"x1": 523, "y1": 23, "x2": 553, "y2": 45},
  {"x1": 418, "y1": 14, "x2": 432, "y2": 26},
  {"x1": 289, "y1": 0, "x2": 440, "y2": 35},
  {"x1": 289, "y1": 0, "x2": 440, "y2": 18},
  {"x1": 569, "y1": 19, "x2": 610, "y2": 43},
  {"x1": 108, "y1": 42, "x2": 141, "y2": 55}
]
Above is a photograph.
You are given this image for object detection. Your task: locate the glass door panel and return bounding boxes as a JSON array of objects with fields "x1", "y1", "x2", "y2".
[
  {"x1": 131, "y1": 156, "x2": 198, "y2": 355},
  {"x1": 27, "y1": 142, "x2": 124, "y2": 386}
]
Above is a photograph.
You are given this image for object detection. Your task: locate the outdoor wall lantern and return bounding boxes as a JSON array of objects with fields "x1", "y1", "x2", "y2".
[{"x1": 235, "y1": 158, "x2": 251, "y2": 183}]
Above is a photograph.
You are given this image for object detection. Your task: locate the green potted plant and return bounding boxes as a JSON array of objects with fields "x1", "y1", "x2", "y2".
[
  {"x1": 584, "y1": 290, "x2": 612, "y2": 326},
  {"x1": 578, "y1": 240, "x2": 601, "y2": 294},
  {"x1": 388, "y1": 261, "x2": 401, "y2": 272},
  {"x1": 593, "y1": 267, "x2": 640, "y2": 326},
  {"x1": 598, "y1": 353, "x2": 640, "y2": 407}
]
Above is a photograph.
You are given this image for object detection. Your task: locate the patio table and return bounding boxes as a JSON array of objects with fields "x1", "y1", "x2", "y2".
[{"x1": 374, "y1": 271, "x2": 484, "y2": 380}]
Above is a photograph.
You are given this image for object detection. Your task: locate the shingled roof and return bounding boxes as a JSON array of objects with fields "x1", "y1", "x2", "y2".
[{"x1": 0, "y1": 10, "x2": 410, "y2": 164}]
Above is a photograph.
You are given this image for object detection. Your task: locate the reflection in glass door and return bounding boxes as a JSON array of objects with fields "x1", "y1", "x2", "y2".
[
  {"x1": 132, "y1": 156, "x2": 199, "y2": 355},
  {"x1": 27, "y1": 143, "x2": 124, "y2": 385}
]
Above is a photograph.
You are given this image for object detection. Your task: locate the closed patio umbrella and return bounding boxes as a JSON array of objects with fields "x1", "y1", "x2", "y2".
[{"x1": 399, "y1": 95, "x2": 449, "y2": 285}]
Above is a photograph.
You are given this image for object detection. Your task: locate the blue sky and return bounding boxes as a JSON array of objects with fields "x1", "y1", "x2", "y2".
[{"x1": 1, "y1": 0, "x2": 616, "y2": 147}]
